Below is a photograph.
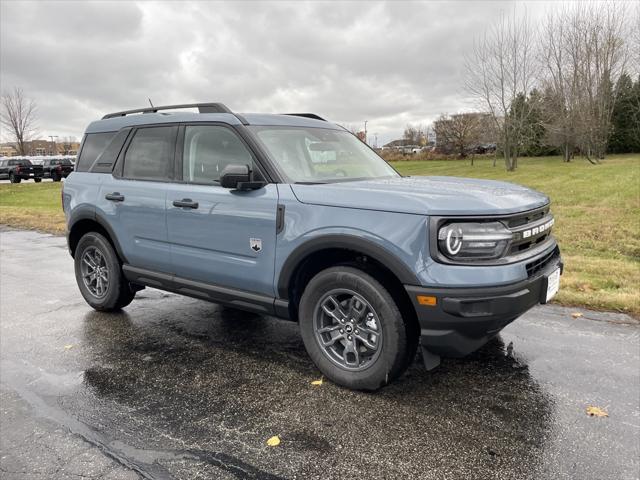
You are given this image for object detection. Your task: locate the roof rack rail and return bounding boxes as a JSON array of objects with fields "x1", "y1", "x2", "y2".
[
  {"x1": 102, "y1": 102, "x2": 233, "y2": 119},
  {"x1": 283, "y1": 113, "x2": 326, "y2": 122}
]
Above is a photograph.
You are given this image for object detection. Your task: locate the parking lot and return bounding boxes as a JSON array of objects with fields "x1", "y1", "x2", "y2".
[{"x1": 1, "y1": 228, "x2": 639, "y2": 480}]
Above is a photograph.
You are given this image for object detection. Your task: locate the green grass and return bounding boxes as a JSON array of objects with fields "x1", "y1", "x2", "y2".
[
  {"x1": 391, "y1": 154, "x2": 640, "y2": 316},
  {"x1": 1, "y1": 154, "x2": 638, "y2": 316},
  {"x1": 0, "y1": 182, "x2": 66, "y2": 234}
]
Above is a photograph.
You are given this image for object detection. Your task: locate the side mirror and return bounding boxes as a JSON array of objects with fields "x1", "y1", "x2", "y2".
[{"x1": 219, "y1": 164, "x2": 265, "y2": 190}]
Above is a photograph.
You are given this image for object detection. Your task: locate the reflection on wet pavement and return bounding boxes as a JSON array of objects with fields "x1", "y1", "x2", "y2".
[{"x1": 1, "y1": 229, "x2": 638, "y2": 480}]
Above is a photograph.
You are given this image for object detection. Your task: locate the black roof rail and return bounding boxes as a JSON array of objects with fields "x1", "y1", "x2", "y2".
[
  {"x1": 283, "y1": 113, "x2": 326, "y2": 122},
  {"x1": 102, "y1": 102, "x2": 233, "y2": 119}
]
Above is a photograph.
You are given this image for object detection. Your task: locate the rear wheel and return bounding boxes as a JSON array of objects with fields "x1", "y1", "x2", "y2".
[
  {"x1": 52, "y1": 172, "x2": 61, "y2": 182},
  {"x1": 74, "y1": 232, "x2": 135, "y2": 311},
  {"x1": 299, "y1": 266, "x2": 417, "y2": 391},
  {"x1": 34, "y1": 178, "x2": 42, "y2": 183},
  {"x1": 9, "y1": 172, "x2": 20, "y2": 183}
]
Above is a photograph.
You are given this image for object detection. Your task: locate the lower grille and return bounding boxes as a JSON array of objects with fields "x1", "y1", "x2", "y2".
[{"x1": 526, "y1": 247, "x2": 560, "y2": 277}]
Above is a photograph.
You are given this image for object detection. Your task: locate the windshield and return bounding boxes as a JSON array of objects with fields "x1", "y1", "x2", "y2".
[{"x1": 249, "y1": 126, "x2": 399, "y2": 183}]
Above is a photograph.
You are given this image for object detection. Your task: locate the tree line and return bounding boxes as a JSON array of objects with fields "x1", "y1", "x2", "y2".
[{"x1": 459, "y1": 2, "x2": 638, "y2": 170}]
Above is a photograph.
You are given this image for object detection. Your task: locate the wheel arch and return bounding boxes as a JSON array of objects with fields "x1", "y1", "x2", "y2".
[
  {"x1": 67, "y1": 211, "x2": 127, "y2": 262},
  {"x1": 278, "y1": 235, "x2": 420, "y2": 326}
]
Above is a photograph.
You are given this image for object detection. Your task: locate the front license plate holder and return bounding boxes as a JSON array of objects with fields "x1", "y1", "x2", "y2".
[{"x1": 543, "y1": 268, "x2": 561, "y2": 303}]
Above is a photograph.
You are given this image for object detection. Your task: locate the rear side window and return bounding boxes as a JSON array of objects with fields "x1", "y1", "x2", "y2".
[
  {"x1": 77, "y1": 132, "x2": 116, "y2": 172},
  {"x1": 123, "y1": 126, "x2": 177, "y2": 181}
]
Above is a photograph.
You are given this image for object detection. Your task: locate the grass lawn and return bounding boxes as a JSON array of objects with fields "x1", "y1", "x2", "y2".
[
  {"x1": 0, "y1": 181, "x2": 66, "y2": 234},
  {"x1": 1, "y1": 153, "x2": 638, "y2": 316}
]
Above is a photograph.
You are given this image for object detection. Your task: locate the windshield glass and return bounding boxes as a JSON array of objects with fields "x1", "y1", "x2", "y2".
[{"x1": 249, "y1": 126, "x2": 399, "y2": 183}]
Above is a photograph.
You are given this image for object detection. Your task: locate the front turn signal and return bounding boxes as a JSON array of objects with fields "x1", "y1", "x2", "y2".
[{"x1": 417, "y1": 295, "x2": 437, "y2": 306}]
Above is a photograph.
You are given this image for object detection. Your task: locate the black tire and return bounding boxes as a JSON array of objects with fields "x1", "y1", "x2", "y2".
[
  {"x1": 52, "y1": 172, "x2": 61, "y2": 182},
  {"x1": 74, "y1": 232, "x2": 136, "y2": 311},
  {"x1": 299, "y1": 266, "x2": 417, "y2": 391},
  {"x1": 9, "y1": 173, "x2": 20, "y2": 183},
  {"x1": 34, "y1": 178, "x2": 42, "y2": 183}
]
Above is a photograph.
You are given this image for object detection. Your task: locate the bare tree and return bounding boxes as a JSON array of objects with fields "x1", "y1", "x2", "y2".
[
  {"x1": 541, "y1": 2, "x2": 630, "y2": 163},
  {"x1": 1, "y1": 87, "x2": 38, "y2": 155},
  {"x1": 433, "y1": 113, "x2": 482, "y2": 158},
  {"x1": 465, "y1": 11, "x2": 538, "y2": 171}
]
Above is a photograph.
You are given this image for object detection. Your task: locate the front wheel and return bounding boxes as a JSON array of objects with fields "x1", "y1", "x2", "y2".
[
  {"x1": 52, "y1": 172, "x2": 61, "y2": 182},
  {"x1": 74, "y1": 232, "x2": 136, "y2": 311},
  {"x1": 9, "y1": 173, "x2": 20, "y2": 183},
  {"x1": 299, "y1": 266, "x2": 417, "y2": 391},
  {"x1": 34, "y1": 178, "x2": 42, "y2": 183}
]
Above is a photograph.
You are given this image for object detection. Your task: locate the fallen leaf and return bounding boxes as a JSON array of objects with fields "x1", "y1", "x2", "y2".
[
  {"x1": 586, "y1": 406, "x2": 608, "y2": 417},
  {"x1": 311, "y1": 377, "x2": 323, "y2": 386},
  {"x1": 64, "y1": 344, "x2": 74, "y2": 350},
  {"x1": 266, "y1": 435, "x2": 281, "y2": 447},
  {"x1": 571, "y1": 312, "x2": 583, "y2": 319}
]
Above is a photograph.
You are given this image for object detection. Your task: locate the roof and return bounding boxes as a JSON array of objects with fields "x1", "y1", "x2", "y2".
[{"x1": 85, "y1": 110, "x2": 343, "y2": 134}]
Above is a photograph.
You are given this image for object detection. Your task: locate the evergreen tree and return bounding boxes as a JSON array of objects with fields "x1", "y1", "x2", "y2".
[{"x1": 609, "y1": 74, "x2": 640, "y2": 153}]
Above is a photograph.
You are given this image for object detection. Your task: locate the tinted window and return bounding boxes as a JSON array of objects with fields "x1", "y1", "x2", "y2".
[
  {"x1": 183, "y1": 126, "x2": 253, "y2": 184},
  {"x1": 77, "y1": 132, "x2": 116, "y2": 172},
  {"x1": 123, "y1": 126, "x2": 176, "y2": 181}
]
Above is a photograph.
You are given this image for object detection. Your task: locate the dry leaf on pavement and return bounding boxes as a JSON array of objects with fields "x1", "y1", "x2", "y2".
[
  {"x1": 586, "y1": 406, "x2": 608, "y2": 417},
  {"x1": 311, "y1": 377, "x2": 323, "y2": 386},
  {"x1": 266, "y1": 435, "x2": 281, "y2": 447},
  {"x1": 571, "y1": 312, "x2": 583, "y2": 319}
]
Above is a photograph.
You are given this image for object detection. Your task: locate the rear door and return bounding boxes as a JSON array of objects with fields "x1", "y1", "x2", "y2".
[
  {"x1": 99, "y1": 125, "x2": 177, "y2": 274},
  {"x1": 166, "y1": 124, "x2": 278, "y2": 296}
]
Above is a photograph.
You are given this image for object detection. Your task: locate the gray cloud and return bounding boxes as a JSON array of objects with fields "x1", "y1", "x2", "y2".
[{"x1": 1, "y1": 0, "x2": 551, "y2": 144}]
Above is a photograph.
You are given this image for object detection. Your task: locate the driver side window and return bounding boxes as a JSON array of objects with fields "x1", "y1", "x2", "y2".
[{"x1": 183, "y1": 126, "x2": 254, "y2": 184}]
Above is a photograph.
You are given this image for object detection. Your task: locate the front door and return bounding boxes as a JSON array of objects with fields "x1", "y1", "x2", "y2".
[{"x1": 166, "y1": 124, "x2": 278, "y2": 297}]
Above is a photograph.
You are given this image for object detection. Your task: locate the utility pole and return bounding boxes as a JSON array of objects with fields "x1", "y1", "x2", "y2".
[
  {"x1": 374, "y1": 133, "x2": 378, "y2": 148},
  {"x1": 364, "y1": 120, "x2": 368, "y2": 145},
  {"x1": 48, "y1": 135, "x2": 58, "y2": 156}
]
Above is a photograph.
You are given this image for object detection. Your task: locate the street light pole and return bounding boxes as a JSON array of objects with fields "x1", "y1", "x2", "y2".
[
  {"x1": 364, "y1": 120, "x2": 368, "y2": 145},
  {"x1": 48, "y1": 135, "x2": 58, "y2": 156}
]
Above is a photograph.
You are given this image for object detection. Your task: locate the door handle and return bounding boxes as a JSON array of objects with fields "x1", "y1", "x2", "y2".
[
  {"x1": 173, "y1": 199, "x2": 199, "y2": 209},
  {"x1": 105, "y1": 192, "x2": 125, "y2": 202}
]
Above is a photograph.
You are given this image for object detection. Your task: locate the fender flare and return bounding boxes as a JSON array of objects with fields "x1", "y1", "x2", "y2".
[
  {"x1": 277, "y1": 234, "x2": 420, "y2": 299},
  {"x1": 68, "y1": 208, "x2": 127, "y2": 262}
]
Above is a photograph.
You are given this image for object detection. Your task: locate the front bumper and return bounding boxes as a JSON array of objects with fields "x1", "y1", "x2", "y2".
[{"x1": 405, "y1": 250, "x2": 562, "y2": 363}]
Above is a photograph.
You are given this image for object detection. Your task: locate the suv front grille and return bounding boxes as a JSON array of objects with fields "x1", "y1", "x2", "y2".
[{"x1": 526, "y1": 246, "x2": 560, "y2": 277}]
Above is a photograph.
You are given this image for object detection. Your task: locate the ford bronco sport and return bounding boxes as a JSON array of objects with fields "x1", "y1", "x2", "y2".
[{"x1": 64, "y1": 103, "x2": 562, "y2": 391}]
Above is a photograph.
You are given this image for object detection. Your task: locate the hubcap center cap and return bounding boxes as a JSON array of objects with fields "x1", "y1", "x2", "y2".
[{"x1": 344, "y1": 324, "x2": 353, "y2": 334}]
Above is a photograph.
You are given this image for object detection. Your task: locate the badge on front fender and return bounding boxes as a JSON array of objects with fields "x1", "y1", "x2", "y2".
[{"x1": 250, "y1": 238, "x2": 262, "y2": 252}]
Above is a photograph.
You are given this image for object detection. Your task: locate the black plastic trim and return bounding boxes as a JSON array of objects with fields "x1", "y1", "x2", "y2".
[
  {"x1": 277, "y1": 235, "x2": 420, "y2": 299},
  {"x1": 276, "y1": 204, "x2": 285, "y2": 234},
  {"x1": 67, "y1": 209, "x2": 128, "y2": 262},
  {"x1": 102, "y1": 102, "x2": 232, "y2": 119},
  {"x1": 406, "y1": 253, "x2": 563, "y2": 357},
  {"x1": 122, "y1": 265, "x2": 289, "y2": 317}
]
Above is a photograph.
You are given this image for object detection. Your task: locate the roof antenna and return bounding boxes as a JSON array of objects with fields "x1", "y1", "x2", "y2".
[{"x1": 148, "y1": 98, "x2": 155, "y2": 109}]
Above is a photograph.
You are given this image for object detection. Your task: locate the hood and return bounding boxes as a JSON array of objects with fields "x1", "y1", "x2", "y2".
[{"x1": 290, "y1": 176, "x2": 549, "y2": 216}]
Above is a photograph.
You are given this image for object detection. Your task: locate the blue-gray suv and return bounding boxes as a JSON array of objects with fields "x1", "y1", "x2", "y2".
[{"x1": 64, "y1": 103, "x2": 562, "y2": 390}]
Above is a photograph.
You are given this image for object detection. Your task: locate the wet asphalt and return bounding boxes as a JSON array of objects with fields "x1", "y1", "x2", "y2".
[{"x1": 0, "y1": 229, "x2": 638, "y2": 480}]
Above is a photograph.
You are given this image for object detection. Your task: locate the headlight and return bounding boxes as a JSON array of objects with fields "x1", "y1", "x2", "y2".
[{"x1": 437, "y1": 222, "x2": 512, "y2": 260}]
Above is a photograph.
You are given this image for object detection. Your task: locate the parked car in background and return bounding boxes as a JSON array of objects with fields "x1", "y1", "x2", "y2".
[
  {"x1": 42, "y1": 157, "x2": 74, "y2": 181},
  {"x1": 0, "y1": 158, "x2": 44, "y2": 183}
]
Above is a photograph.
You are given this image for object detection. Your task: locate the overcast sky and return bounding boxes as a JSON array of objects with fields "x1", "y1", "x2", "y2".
[{"x1": 1, "y1": 1, "x2": 554, "y2": 145}]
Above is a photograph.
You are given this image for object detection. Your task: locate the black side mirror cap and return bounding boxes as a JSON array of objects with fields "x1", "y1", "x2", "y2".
[{"x1": 219, "y1": 164, "x2": 265, "y2": 190}]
